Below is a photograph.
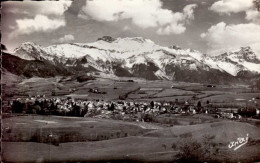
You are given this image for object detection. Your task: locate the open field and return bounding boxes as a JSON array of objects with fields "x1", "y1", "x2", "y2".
[
  {"x1": 2, "y1": 115, "x2": 159, "y2": 143},
  {"x1": 2, "y1": 115, "x2": 260, "y2": 163},
  {"x1": 3, "y1": 76, "x2": 260, "y2": 106}
]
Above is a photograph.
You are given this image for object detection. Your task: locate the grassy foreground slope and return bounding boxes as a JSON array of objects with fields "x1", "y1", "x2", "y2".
[
  {"x1": 2, "y1": 115, "x2": 161, "y2": 143},
  {"x1": 2, "y1": 116, "x2": 260, "y2": 163},
  {"x1": 144, "y1": 121, "x2": 260, "y2": 142}
]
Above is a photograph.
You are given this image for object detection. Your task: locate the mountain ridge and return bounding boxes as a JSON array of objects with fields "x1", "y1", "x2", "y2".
[{"x1": 5, "y1": 36, "x2": 260, "y2": 84}]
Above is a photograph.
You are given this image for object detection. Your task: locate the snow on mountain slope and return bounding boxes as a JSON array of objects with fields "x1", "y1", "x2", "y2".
[
  {"x1": 13, "y1": 42, "x2": 62, "y2": 62},
  {"x1": 204, "y1": 57, "x2": 222, "y2": 70},
  {"x1": 243, "y1": 62, "x2": 260, "y2": 73},
  {"x1": 88, "y1": 37, "x2": 160, "y2": 53},
  {"x1": 13, "y1": 36, "x2": 260, "y2": 79},
  {"x1": 213, "y1": 47, "x2": 260, "y2": 76},
  {"x1": 13, "y1": 42, "x2": 45, "y2": 60},
  {"x1": 44, "y1": 37, "x2": 160, "y2": 62},
  {"x1": 155, "y1": 69, "x2": 171, "y2": 80},
  {"x1": 214, "y1": 61, "x2": 242, "y2": 76},
  {"x1": 46, "y1": 44, "x2": 112, "y2": 61}
]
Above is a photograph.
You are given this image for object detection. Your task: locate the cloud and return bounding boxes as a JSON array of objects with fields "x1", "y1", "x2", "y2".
[
  {"x1": 10, "y1": 15, "x2": 65, "y2": 37},
  {"x1": 209, "y1": 0, "x2": 254, "y2": 15},
  {"x1": 246, "y1": 10, "x2": 260, "y2": 23},
  {"x1": 156, "y1": 23, "x2": 186, "y2": 35},
  {"x1": 5, "y1": 8, "x2": 30, "y2": 15},
  {"x1": 56, "y1": 34, "x2": 75, "y2": 43},
  {"x1": 183, "y1": 4, "x2": 197, "y2": 21},
  {"x1": 156, "y1": 4, "x2": 197, "y2": 35},
  {"x1": 200, "y1": 22, "x2": 260, "y2": 56},
  {"x1": 205, "y1": 0, "x2": 260, "y2": 56},
  {"x1": 209, "y1": 0, "x2": 260, "y2": 24},
  {"x1": 4, "y1": 1, "x2": 72, "y2": 16},
  {"x1": 80, "y1": 0, "x2": 197, "y2": 35},
  {"x1": 35, "y1": 1, "x2": 72, "y2": 16},
  {"x1": 6, "y1": 1, "x2": 72, "y2": 37}
]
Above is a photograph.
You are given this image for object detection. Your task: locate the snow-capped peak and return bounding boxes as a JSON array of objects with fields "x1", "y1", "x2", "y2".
[
  {"x1": 213, "y1": 46, "x2": 260, "y2": 76},
  {"x1": 234, "y1": 46, "x2": 259, "y2": 63},
  {"x1": 12, "y1": 37, "x2": 260, "y2": 78},
  {"x1": 115, "y1": 37, "x2": 154, "y2": 44},
  {"x1": 13, "y1": 42, "x2": 45, "y2": 60},
  {"x1": 217, "y1": 46, "x2": 259, "y2": 62}
]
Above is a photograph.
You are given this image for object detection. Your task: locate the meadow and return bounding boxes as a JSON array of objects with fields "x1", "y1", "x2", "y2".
[
  {"x1": 2, "y1": 115, "x2": 260, "y2": 163},
  {"x1": 4, "y1": 75, "x2": 259, "y2": 105}
]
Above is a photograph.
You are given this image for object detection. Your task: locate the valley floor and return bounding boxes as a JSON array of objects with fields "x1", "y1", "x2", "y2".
[{"x1": 2, "y1": 75, "x2": 260, "y2": 104}]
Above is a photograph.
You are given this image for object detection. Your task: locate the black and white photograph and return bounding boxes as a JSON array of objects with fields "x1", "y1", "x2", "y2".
[{"x1": 1, "y1": 0, "x2": 260, "y2": 162}]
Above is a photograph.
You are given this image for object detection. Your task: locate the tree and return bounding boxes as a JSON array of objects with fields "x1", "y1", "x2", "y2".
[
  {"x1": 175, "y1": 98, "x2": 179, "y2": 104},
  {"x1": 176, "y1": 141, "x2": 204, "y2": 163},
  {"x1": 197, "y1": 101, "x2": 201, "y2": 107},
  {"x1": 176, "y1": 136, "x2": 218, "y2": 163},
  {"x1": 150, "y1": 101, "x2": 154, "y2": 108},
  {"x1": 196, "y1": 101, "x2": 202, "y2": 113},
  {"x1": 108, "y1": 103, "x2": 115, "y2": 111}
]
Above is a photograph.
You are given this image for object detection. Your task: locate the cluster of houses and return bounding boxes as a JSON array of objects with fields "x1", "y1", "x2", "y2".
[
  {"x1": 5, "y1": 96, "x2": 260, "y2": 122},
  {"x1": 88, "y1": 88, "x2": 107, "y2": 94}
]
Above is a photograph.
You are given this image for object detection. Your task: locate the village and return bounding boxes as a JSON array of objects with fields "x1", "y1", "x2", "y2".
[{"x1": 5, "y1": 93, "x2": 260, "y2": 124}]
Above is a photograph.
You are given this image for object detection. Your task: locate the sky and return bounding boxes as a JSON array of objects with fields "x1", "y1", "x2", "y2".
[{"x1": 1, "y1": 0, "x2": 260, "y2": 57}]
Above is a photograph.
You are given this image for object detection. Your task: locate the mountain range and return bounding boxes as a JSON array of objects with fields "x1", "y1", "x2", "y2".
[{"x1": 2, "y1": 36, "x2": 260, "y2": 84}]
